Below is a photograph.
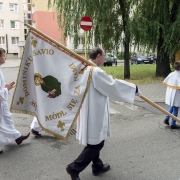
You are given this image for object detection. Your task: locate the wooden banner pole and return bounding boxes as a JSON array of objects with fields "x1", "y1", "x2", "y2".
[
  {"x1": 140, "y1": 95, "x2": 180, "y2": 123},
  {"x1": 24, "y1": 23, "x2": 95, "y2": 67}
]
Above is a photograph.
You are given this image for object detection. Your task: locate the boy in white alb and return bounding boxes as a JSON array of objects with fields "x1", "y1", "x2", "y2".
[
  {"x1": 0, "y1": 48, "x2": 30, "y2": 154},
  {"x1": 163, "y1": 61, "x2": 180, "y2": 129}
]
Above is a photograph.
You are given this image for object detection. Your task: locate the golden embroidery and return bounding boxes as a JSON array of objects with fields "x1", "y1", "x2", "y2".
[
  {"x1": 33, "y1": 49, "x2": 54, "y2": 56},
  {"x1": 45, "y1": 111, "x2": 67, "y2": 121},
  {"x1": 79, "y1": 67, "x2": 87, "y2": 75},
  {"x1": 69, "y1": 62, "x2": 79, "y2": 82},
  {"x1": 31, "y1": 39, "x2": 37, "y2": 47},
  {"x1": 29, "y1": 99, "x2": 37, "y2": 110},
  {"x1": 22, "y1": 55, "x2": 33, "y2": 97},
  {"x1": 16, "y1": 97, "x2": 24, "y2": 105},
  {"x1": 57, "y1": 120, "x2": 65, "y2": 131},
  {"x1": 162, "y1": 82, "x2": 180, "y2": 89},
  {"x1": 67, "y1": 99, "x2": 78, "y2": 110},
  {"x1": 74, "y1": 85, "x2": 80, "y2": 95}
]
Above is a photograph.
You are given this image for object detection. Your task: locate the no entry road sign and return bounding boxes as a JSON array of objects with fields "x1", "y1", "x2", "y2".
[{"x1": 80, "y1": 16, "x2": 93, "y2": 31}]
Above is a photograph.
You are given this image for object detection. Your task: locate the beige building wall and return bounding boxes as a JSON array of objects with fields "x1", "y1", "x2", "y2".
[
  {"x1": 0, "y1": 0, "x2": 24, "y2": 55},
  {"x1": 31, "y1": 0, "x2": 53, "y2": 12}
]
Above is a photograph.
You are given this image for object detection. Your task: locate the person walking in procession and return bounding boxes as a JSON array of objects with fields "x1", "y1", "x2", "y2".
[
  {"x1": 0, "y1": 48, "x2": 30, "y2": 154},
  {"x1": 30, "y1": 116, "x2": 42, "y2": 136},
  {"x1": 66, "y1": 47, "x2": 142, "y2": 180},
  {"x1": 163, "y1": 61, "x2": 180, "y2": 129}
]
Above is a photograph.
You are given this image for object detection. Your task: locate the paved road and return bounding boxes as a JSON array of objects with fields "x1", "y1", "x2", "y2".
[{"x1": 1, "y1": 67, "x2": 180, "y2": 180}]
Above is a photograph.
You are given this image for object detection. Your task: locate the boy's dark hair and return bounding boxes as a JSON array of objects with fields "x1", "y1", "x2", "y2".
[
  {"x1": 89, "y1": 47, "x2": 103, "y2": 60},
  {"x1": 174, "y1": 61, "x2": 180, "y2": 70},
  {"x1": 0, "y1": 48, "x2": 6, "y2": 57}
]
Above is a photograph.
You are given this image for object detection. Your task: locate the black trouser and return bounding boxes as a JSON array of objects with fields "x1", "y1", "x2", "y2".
[{"x1": 69, "y1": 140, "x2": 105, "y2": 174}]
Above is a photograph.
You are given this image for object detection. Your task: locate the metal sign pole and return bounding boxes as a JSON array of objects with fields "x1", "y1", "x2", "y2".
[{"x1": 85, "y1": 31, "x2": 87, "y2": 59}]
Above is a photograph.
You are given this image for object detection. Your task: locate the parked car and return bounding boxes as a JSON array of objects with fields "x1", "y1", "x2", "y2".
[
  {"x1": 130, "y1": 56, "x2": 154, "y2": 65},
  {"x1": 104, "y1": 53, "x2": 117, "y2": 66},
  {"x1": 109, "y1": 53, "x2": 117, "y2": 66},
  {"x1": 104, "y1": 54, "x2": 112, "y2": 66}
]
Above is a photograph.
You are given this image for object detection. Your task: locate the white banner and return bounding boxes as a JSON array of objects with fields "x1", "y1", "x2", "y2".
[{"x1": 10, "y1": 31, "x2": 92, "y2": 140}]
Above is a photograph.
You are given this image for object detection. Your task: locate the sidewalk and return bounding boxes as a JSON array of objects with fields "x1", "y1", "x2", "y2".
[
  {"x1": 2, "y1": 58, "x2": 166, "y2": 103},
  {"x1": 2, "y1": 58, "x2": 21, "y2": 68},
  {"x1": 135, "y1": 83, "x2": 165, "y2": 103}
]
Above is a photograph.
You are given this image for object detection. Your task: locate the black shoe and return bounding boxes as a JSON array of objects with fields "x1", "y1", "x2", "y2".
[
  {"x1": 163, "y1": 119, "x2": 169, "y2": 125},
  {"x1": 66, "y1": 165, "x2": 81, "y2": 180},
  {"x1": 0, "y1": 150, "x2": 3, "y2": 154},
  {"x1": 171, "y1": 125, "x2": 179, "y2": 129},
  {"x1": 15, "y1": 132, "x2": 30, "y2": 145},
  {"x1": 31, "y1": 129, "x2": 41, "y2": 136},
  {"x1": 92, "y1": 163, "x2": 110, "y2": 176}
]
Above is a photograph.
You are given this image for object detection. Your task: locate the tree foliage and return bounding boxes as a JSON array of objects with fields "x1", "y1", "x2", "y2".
[
  {"x1": 48, "y1": 0, "x2": 138, "y2": 79},
  {"x1": 132, "y1": 0, "x2": 180, "y2": 77}
]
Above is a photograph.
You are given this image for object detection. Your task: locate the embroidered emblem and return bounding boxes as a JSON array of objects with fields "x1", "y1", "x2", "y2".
[
  {"x1": 31, "y1": 39, "x2": 37, "y2": 47},
  {"x1": 57, "y1": 120, "x2": 65, "y2": 131},
  {"x1": 34, "y1": 73, "x2": 61, "y2": 98},
  {"x1": 16, "y1": 97, "x2": 24, "y2": 105}
]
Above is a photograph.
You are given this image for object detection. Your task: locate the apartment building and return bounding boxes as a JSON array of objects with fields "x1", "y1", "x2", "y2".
[
  {"x1": 23, "y1": 0, "x2": 31, "y2": 40},
  {"x1": 31, "y1": 0, "x2": 65, "y2": 45},
  {"x1": 31, "y1": 0, "x2": 90, "y2": 56},
  {"x1": 0, "y1": 0, "x2": 24, "y2": 57}
]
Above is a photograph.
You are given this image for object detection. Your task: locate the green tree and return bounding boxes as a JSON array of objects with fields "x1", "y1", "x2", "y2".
[
  {"x1": 48, "y1": 0, "x2": 138, "y2": 79},
  {"x1": 132, "y1": 0, "x2": 180, "y2": 77}
]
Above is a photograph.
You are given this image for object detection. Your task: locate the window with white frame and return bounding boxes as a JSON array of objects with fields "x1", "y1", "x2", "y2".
[
  {"x1": 11, "y1": 37, "x2": 19, "y2": 45},
  {"x1": 0, "y1": 37, "x2": 5, "y2": 45},
  {"x1": 0, "y1": 20, "x2": 4, "y2": 28},
  {"x1": 32, "y1": 21, "x2": 36, "y2": 28},
  {"x1": 78, "y1": 37, "x2": 84, "y2": 44},
  {"x1": 0, "y1": 3, "x2": 3, "y2": 11},
  {"x1": 9, "y1": 3, "x2": 18, "y2": 12},
  {"x1": 10, "y1": 21, "x2": 19, "y2": 29},
  {"x1": 32, "y1": 4, "x2": 35, "y2": 14}
]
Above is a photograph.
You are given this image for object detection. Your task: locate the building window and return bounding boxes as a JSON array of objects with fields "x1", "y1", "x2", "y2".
[
  {"x1": 9, "y1": 4, "x2": 18, "y2": 12},
  {"x1": 11, "y1": 37, "x2": 19, "y2": 45},
  {"x1": 24, "y1": 29, "x2": 27, "y2": 34},
  {"x1": 28, "y1": 4, "x2": 31, "y2": 11},
  {"x1": 0, "y1": 20, "x2": 4, "y2": 28},
  {"x1": 32, "y1": 4, "x2": 35, "y2": 14},
  {"x1": 78, "y1": 37, "x2": 84, "y2": 44},
  {"x1": 32, "y1": 21, "x2": 36, "y2": 28},
  {"x1": 0, "y1": 37, "x2": 5, "y2": 45},
  {"x1": 0, "y1": 3, "x2": 3, "y2": 11},
  {"x1": 27, "y1": 14, "x2": 31, "y2": 19},
  {"x1": 10, "y1": 21, "x2": 19, "y2": 29}
]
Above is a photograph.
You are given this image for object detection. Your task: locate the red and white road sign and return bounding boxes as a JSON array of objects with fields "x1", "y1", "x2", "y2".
[{"x1": 80, "y1": 16, "x2": 93, "y2": 31}]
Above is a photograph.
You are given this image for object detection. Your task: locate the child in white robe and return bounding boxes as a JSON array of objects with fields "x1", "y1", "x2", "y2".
[
  {"x1": 0, "y1": 48, "x2": 30, "y2": 154},
  {"x1": 163, "y1": 61, "x2": 180, "y2": 129}
]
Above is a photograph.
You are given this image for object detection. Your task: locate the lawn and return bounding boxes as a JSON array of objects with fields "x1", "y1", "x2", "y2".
[{"x1": 101, "y1": 64, "x2": 165, "y2": 85}]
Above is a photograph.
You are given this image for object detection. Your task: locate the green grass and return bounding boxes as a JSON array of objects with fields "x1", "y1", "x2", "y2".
[{"x1": 101, "y1": 64, "x2": 164, "y2": 85}]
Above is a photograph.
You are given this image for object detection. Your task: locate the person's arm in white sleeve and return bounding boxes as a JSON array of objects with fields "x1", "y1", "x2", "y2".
[{"x1": 92, "y1": 67, "x2": 137, "y2": 104}]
